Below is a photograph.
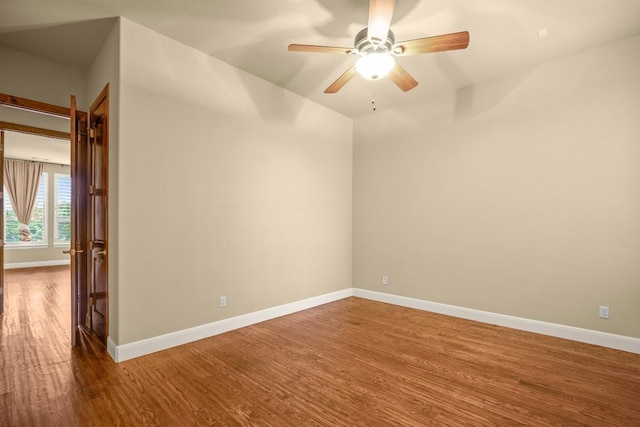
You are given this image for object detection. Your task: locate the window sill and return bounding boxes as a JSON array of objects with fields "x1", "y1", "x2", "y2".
[{"x1": 4, "y1": 244, "x2": 49, "y2": 250}]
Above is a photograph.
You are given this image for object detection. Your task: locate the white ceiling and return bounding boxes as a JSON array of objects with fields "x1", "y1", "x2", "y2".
[
  {"x1": 1, "y1": 0, "x2": 639, "y2": 120},
  {"x1": 3, "y1": 131, "x2": 70, "y2": 166},
  {"x1": 0, "y1": 106, "x2": 71, "y2": 165}
]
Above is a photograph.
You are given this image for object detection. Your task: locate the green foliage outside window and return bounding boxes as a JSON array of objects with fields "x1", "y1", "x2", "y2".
[
  {"x1": 4, "y1": 207, "x2": 46, "y2": 242},
  {"x1": 55, "y1": 174, "x2": 71, "y2": 243},
  {"x1": 56, "y1": 201, "x2": 71, "y2": 241}
]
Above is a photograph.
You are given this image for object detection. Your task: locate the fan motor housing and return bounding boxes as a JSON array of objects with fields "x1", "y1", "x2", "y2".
[{"x1": 354, "y1": 28, "x2": 395, "y2": 55}]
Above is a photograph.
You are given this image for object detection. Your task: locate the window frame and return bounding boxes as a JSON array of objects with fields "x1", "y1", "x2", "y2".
[
  {"x1": 53, "y1": 172, "x2": 72, "y2": 246},
  {"x1": 3, "y1": 172, "x2": 48, "y2": 247}
]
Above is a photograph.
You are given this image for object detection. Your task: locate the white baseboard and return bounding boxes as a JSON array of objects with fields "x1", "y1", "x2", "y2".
[
  {"x1": 353, "y1": 288, "x2": 640, "y2": 355},
  {"x1": 107, "y1": 336, "x2": 118, "y2": 362},
  {"x1": 107, "y1": 287, "x2": 640, "y2": 363},
  {"x1": 108, "y1": 288, "x2": 353, "y2": 363},
  {"x1": 5, "y1": 260, "x2": 70, "y2": 269}
]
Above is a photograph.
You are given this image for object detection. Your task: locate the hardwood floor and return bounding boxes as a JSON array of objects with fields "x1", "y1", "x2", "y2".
[{"x1": 1, "y1": 267, "x2": 640, "y2": 426}]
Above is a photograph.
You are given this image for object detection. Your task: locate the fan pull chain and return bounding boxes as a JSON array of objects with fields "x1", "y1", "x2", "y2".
[{"x1": 370, "y1": 89, "x2": 379, "y2": 112}]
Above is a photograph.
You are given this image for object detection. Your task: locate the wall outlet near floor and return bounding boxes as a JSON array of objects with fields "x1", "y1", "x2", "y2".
[
  {"x1": 382, "y1": 275, "x2": 388, "y2": 286},
  {"x1": 599, "y1": 306, "x2": 609, "y2": 319},
  {"x1": 220, "y1": 296, "x2": 227, "y2": 308}
]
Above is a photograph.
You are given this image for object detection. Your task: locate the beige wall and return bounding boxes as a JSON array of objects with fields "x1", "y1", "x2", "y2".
[
  {"x1": 0, "y1": 46, "x2": 85, "y2": 268},
  {"x1": 87, "y1": 18, "x2": 121, "y2": 344},
  {"x1": 353, "y1": 35, "x2": 640, "y2": 338},
  {"x1": 0, "y1": 45, "x2": 86, "y2": 109},
  {"x1": 116, "y1": 19, "x2": 353, "y2": 344},
  {"x1": 2, "y1": 19, "x2": 638, "y2": 349}
]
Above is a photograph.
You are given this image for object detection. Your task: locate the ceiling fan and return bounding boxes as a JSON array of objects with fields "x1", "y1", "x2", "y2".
[{"x1": 288, "y1": 0, "x2": 470, "y2": 93}]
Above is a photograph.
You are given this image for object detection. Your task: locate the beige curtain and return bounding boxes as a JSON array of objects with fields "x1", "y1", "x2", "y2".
[{"x1": 3, "y1": 159, "x2": 44, "y2": 241}]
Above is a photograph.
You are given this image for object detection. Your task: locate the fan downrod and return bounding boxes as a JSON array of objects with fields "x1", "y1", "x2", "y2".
[{"x1": 354, "y1": 28, "x2": 395, "y2": 55}]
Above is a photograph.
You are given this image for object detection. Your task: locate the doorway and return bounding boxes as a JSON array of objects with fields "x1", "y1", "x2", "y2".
[
  {"x1": 1, "y1": 130, "x2": 72, "y2": 345},
  {"x1": 0, "y1": 88, "x2": 109, "y2": 347}
]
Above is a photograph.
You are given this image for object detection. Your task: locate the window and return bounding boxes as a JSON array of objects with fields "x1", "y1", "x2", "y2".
[
  {"x1": 54, "y1": 174, "x2": 71, "y2": 243},
  {"x1": 4, "y1": 173, "x2": 48, "y2": 244}
]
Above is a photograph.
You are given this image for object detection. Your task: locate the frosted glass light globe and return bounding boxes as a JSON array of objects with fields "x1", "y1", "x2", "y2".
[{"x1": 355, "y1": 53, "x2": 395, "y2": 80}]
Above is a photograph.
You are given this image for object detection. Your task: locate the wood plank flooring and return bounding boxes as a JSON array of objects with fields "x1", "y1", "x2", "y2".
[{"x1": 1, "y1": 267, "x2": 640, "y2": 426}]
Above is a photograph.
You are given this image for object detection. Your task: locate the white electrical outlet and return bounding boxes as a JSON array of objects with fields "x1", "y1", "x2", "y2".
[
  {"x1": 382, "y1": 275, "x2": 388, "y2": 285},
  {"x1": 599, "y1": 306, "x2": 609, "y2": 319},
  {"x1": 220, "y1": 296, "x2": 227, "y2": 307}
]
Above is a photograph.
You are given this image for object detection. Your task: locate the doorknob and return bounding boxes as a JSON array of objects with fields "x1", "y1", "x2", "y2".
[
  {"x1": 97, "y1": 250, "x2": 107, "y2": 256},
  {"x1": 62, "y1": 248, "x2": 84, "y2": 256}
]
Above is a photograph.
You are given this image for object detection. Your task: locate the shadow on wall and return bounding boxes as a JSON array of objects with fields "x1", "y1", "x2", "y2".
[
  {"x1": 454, "y1": 67, "x2": 534, "y2": 123},
  {"x1": 313, "y1": 0, "x2": 421, "y2": 38},
  {"x1": 235, "y1": 68, "x2": 309, "y2": 124},
  {"x1": 0, "y1": 18, "x2": 117, "y2": 71}
]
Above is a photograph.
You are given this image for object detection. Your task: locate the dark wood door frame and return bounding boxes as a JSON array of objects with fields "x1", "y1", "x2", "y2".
[
  {"x1": 87, "y1": 86, "x2": 109, "y2": 344},
  {"x1": 0, "y1": 121, "x2": 70, "y2": 140},
  {"x1": 0, "y1": 93, "x2": 72, "y2": 118}
]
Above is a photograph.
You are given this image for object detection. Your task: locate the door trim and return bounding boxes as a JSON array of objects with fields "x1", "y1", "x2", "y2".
[
  {"x1": 0, "y1": 93, "x2": 72, "y2": 118},
  {"x1": 0, "y1": 121, "x2": 70, "y2": 140},
  {"x1": 88, "y1": 83, "x2": 109, "y2": 344}
]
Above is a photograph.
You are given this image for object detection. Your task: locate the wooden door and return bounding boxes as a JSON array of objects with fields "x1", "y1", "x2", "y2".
[
  {"x1": 87, "y1": 85, "x2": 109, "y2": 344},
  {"x1": 69, "y1": 95, "x2": 89, "y2": 346}
]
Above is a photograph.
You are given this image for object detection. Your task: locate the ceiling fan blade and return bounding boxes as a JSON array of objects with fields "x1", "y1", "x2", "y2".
[
  {"x1": 395, "y1": 31, "x2": 470, "y2": 56},
  {"x1": 288, "y1": 44, "x2": 352, "y2": 54},
  {"x1": 367, "y1": 0, "x2": 396, "y2": 42},
  {"x1": 389, "y1": 63, "x2": 418, "y2": 92},
  {"x1": 324, "y1": 66, "x2": 358, "y2": 94}
]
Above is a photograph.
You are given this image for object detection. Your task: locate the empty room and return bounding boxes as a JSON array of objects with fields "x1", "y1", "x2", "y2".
[{"x1": 1, "y1": 0, "x2": 639, "y2": 425}]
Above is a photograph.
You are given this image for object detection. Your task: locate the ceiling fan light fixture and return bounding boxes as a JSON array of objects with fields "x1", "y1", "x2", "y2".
[
  {"x1": 355, "y1": 53, "x2": 395, "y2": 80},
  {"x1": 288, "y1": 1, "x2": 469, "y2": 93}
]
